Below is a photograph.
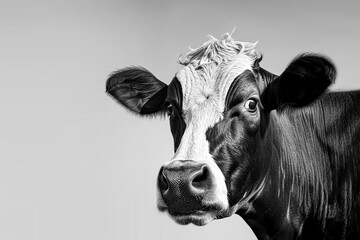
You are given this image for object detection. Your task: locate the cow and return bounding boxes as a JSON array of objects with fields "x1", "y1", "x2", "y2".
[{"x1": 106, "y1": 33, "x2": 360, "y2": 240}]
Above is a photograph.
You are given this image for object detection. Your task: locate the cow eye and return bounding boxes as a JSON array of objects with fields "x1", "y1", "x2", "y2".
[
  {"x1": 166, "y1": 104, "x2": 174, "y2": 117},
  {"x1": 245, "y1": 99, "x2": 257, "y2": 112}
]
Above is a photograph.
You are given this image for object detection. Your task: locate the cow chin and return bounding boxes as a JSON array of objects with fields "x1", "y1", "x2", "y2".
[
  {"x1": 157, "y1": 192, "x2": 232, "y2": 226},
  {"x1": 169, "y1": 211, "x2": 218, "y2": 226}
]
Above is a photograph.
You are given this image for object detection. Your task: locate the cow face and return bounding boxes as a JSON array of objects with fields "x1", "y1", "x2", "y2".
[{"x1": 106, "y1": 34, "x2": 334, "y2": 226}]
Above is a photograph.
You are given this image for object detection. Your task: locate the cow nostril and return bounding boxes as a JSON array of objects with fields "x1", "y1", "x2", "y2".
[
  {"x1": 193, "y1": 167, "x2": 209, "y2": 183},
  {"x1": 158, "y1": 167, "x2": 169, "y2": 192},
  {"x1": 192, "y1": 166, "x2": 211, "y2": 190}
]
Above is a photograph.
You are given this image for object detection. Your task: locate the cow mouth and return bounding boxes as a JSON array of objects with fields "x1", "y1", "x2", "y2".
[
  {"x1": 159, "y1": 204, "x2": 226, "y2": 226},
  {"x1": 169, "y1": 211, "x2": 216, "y2": 226}
]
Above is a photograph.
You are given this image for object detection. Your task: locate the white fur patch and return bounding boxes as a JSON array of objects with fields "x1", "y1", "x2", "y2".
[{"x1": 171, "y1": 50, "x2": 255, "y2": 159}]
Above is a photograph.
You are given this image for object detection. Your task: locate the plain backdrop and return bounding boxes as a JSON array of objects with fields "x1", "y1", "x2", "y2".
[{"x1": 1, "y1": 0, "x2": 360, "y2": 239}]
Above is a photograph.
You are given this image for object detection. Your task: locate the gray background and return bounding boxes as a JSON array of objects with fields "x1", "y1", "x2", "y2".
[{"x1": 1, "y1": 0, "x2": 360, "y2": 239}]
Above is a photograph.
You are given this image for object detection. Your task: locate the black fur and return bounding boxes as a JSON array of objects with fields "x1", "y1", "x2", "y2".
[
  {"x1": 166, "y1": 78, "x2": 186, "y2": 151},
  {"x1": 253, "y1": 91, "x2": 360, "y2": 239}
]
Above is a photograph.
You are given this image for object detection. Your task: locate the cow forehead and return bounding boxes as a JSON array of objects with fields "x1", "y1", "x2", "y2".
[
  {"x1": 169, "y1": 53, "x2": 256, "y2": 163},
  {"x1": 168, "y1": 34, "x2": 259, "y2": 162},
  {"x1": 175, "y1": 53, "x2": 255, "y2": 113}
]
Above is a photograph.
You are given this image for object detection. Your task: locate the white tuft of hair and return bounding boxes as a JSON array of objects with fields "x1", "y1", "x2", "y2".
[{"x1": 178, "y1": 32, "x2": 260, "y2": 68}]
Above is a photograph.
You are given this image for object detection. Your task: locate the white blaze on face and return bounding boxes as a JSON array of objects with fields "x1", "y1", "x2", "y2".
[{"x1": 164, "y1": 53, "x2": 255, "y2": 212}]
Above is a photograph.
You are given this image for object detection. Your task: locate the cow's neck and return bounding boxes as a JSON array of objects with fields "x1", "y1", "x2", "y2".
[{"x1": 237, "y1": 108, "x2": 329, "y2": 239}]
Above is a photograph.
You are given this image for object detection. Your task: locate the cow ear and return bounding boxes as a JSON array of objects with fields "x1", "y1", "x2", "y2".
[
  {"x1": 261, "y1": 54, "x2": 336, "y2": 111},
  {"x1": 106, "y1": 66, "x2": 168, "y2": 116}
]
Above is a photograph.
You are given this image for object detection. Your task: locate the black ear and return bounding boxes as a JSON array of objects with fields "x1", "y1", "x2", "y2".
[
  {"x1": 261, "y1": 53, "x2": 336, "y2": 111},
  {"x1": 106, "y1": 66, "x2": 168, "y2": 116}
]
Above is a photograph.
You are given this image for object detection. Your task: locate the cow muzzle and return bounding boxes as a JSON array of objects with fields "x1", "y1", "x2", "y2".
[{"x1": 157, "y1": 160, "x2": 229, "y2": 225}]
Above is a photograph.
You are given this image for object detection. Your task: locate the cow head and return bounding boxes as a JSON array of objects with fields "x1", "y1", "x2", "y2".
[{"x1": 106, "y1": 33, "x2": 335, "y2": 226}]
